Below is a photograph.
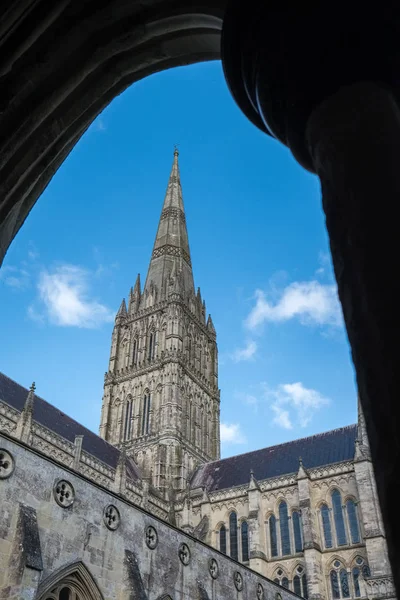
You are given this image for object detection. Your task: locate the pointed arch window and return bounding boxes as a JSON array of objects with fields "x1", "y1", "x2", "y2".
[
  {"x1": 279, "y1": 501, "x2": 291, "y2": 555},
  {"x1": 123, "y1": 399, "x2": 133, "y2": 441},
  {"x1": 346, "y1": 499, "x2": 360, "y2": 544},
  {"x1": 274, "y1": 569, "x2": 290, "y2": 590},
  {"x1": 229, "y1": 511, "x2": 238, "y2": 560},
  {"x1": 37, "y1": 562, "x2": 103, "y2": 600},
  {"x1": 330, "y1": 561, "x2": 350, "y2": 599},
  {"x1": 148, "y1": 332, "x2": 156, "y2": 361},
  {"x1": 292, "y1": 510, "x2": 303, "y2": 553},
  {"x1": 141, "y1": 393, "x2": 151, "y2": 435},
  {"x1": 321, "y1": 504, "x2": 333, "y2": 548},
  {"x1": 219, "y1": 524, "x2": 227, "y2": 554},
  {"x1": 132, "y1": 338, "x2": 138, "y2": 365},
  {"x1": 352, "y1": 557, "x2": 370, "y2": 598},
  {"x1": 269, "y1": 514, "x2": 278, "y2": 557},
  {"x1": 293, "y1": 566, "x2": 308, "y2": 599},
  {"x1": 241, "y1": 520, "x2": 249, "y2": 562},
  {"x1": 332, "y1": 490, "x2": 347, "y2": 546}
]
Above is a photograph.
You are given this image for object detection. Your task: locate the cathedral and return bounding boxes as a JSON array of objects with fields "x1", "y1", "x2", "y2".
[{"x1": 0, "y1": 151, "x2": 395, "y2": 600}]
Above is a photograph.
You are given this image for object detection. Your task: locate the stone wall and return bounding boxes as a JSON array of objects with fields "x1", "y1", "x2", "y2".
[{"x1": 0, "y1": 432, "x2": 299, "y2": 600}]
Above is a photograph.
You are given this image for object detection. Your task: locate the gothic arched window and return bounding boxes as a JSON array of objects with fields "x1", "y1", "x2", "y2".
[
  {"x1": 330, "y1": 560, "x2": 350, "y2": 599},
  {"x1": 229, "y1": 511, "x2": 238, "y2": 560},
  {"x1": 132, "y1": 338, "x2": 138, "y2": 365},
  {"x1": 279, "y1": 501, "x2": 291, "y2": 555},
  {"x1": 346, "y1": 499, "x2": 360, "y2": 544},
  {"x1": 293, "y1": 566, "x2": 308, "y2": 599},
  {"x1": 141, "y1": 393, "x2": 151, "y2": 435},
  {"x1": 148, "y1": 332, "x2": 156, "y2": 361},
  {"x1": 219, "y1": 524, "x2": 227, "y2": 554},
  {"x1": 321, "y1": 504, "x2": 333, "y2": 548},
  {"x1": 241, "y1": 520, "x2": 249, "y2": 562},
  {"x1": 269, "y1": 514, "x2": 278, "y2": 557},
  {"x1": 123, "y1": 398, "x2": 133, "y2": 441},
  {"x1": 37, "y1": 562, "x2": 102, "y2": 600},
  {"x1": 282, "y1": 578, "x2": 289, "y2": 589},
  {"x1": 274, "y1": 568, "x2": 290, "y2": 590},
  {"x1": 332, "y1": 490, "x2": 347, "y2": 546},
  {"x1": 352, "y1": 557, "x2": 370, "y2": 597},
  {"x1": 292, "y1": 510, "x2": 303, "y2": 553}
]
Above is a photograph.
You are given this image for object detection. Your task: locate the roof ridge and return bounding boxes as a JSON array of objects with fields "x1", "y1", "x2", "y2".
[
  {"x1": 204, "y1": 424, "x2": 358, "y2": 466},
  {"x1": 0, "y1": 371, "x2": 119, "y2": 454}
]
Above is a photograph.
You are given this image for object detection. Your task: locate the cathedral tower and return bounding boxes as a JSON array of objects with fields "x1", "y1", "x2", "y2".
[{"x1": 99, "y1": 150, "x2": 220, "y2": 495}]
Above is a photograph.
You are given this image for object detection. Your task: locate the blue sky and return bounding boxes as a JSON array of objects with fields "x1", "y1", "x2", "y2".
[{"x1": 0, "y1": 61, "x2": 357, "y2": 457}]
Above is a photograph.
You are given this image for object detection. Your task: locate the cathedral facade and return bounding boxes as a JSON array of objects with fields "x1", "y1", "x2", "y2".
[{"x1": 0, "y1": 152, "x2": 395, "y2": 600}]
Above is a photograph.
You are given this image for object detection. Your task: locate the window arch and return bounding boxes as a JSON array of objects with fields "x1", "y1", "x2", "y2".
[
  {"x1": 330, "y1": 560, "x2": 350, "y2": 599},
  {"x1": 346, "y1": 499, "x2": 360, "y2": 544},
  {"x1": 292, "y1": 510, "x2": 303, "y2": 553},
  {"x1": 293, "y1": 565, "x2": 308, "y2": 599},
  {"x1": 241, "y1": 520, "x2": 249, "y2": 562},
  {"x1": 269, "y1": 514, "x2": 278, "y2": 557},
  {"x1": 219, "y1": 524, "x2": 227, "y2": 554},
  {"x1": 123, "y1": 397, "x2": 133, "y2": 441},
  {"x1": 320, "y1": 503, "x2": 333, "y2": 548},
  {"x1": 279, "y1": 501, "x2": 291, "y2": 555},
  {"x1": 331, "y1": 489, "x2": 347, "y2": 546},
  {"x1": 141, "y1": 392, "x2": 151, "y2": 435},
  {"x1": 37, "y1": 562, "x2": 103, "y2": 600},
  {"x1": 132, "y1": 337, "x2": 138, "y2": 365},
  {"x1": 273, "y1": 568, "x2": 290, "y2": 590},
  {"x1": 148, "y1": 331, "x2": 156, "y2": 361},
  {"x1": 352, "y1": 557, "x2": 370, "y2": 597},
  {"x1": 229, "y1": 511, "x2": 238, "y2": 560}
]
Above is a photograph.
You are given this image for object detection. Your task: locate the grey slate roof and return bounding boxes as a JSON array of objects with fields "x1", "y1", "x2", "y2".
[
  {"x1": 191, "y1": 425, "x2": 357, "y2": 492},
  {"x1": 0, "y1": 372, "x2": 140, "y2": 481}
]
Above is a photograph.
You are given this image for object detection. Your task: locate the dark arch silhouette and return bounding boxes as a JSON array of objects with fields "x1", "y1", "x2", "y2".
[{"x1": 36, "y1": 561, "x2": 104, "y2": 600}]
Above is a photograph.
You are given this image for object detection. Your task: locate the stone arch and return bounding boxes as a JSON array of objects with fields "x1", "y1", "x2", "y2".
[{"x1": 36, "y1": 561, "x2": 104, "y2": 600}]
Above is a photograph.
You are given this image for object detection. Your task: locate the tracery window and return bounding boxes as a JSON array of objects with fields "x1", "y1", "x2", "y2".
[
  {"x1": 352, "y1": 557, "x2": 370, "y2": 598},
  {"x1": 219, "y1": 524, "x2": 227, "y2": 554},
  {"x1": 44, "y1": 585, "x2": 80, "y2": 600},
  {"x1": 346, "y1": 499, "x2": 360, "y2": 544},
  {"x1": 241, "y1": 520, "x2": 249, "y2": 562},
  {"x1": 292, "y1": 510, "x2": 303, "y2": 553},
  {"x1": 320, "y1": 503, "x2": 333, "y2": 548},
  {"x1": 274, "y1": 569, "x2": 290, "y2": 590},
  {"x1": 279, "y1": 501, "x2": 291, "y2": 555},
  {"x1": 229, "y1": 511, "x2": 238, "y2": 561},
  {"x1": 148, "y1": 332, "x2": 156, "y2": 360},
  {"x1": 293, "y1": 566, "x2": 308, "y2": 599},
  {"x1": 269, "y1": 514, "x2": 278, "y2": 557},
  {"x1": 330, "y1": 561, "x2": 350, "y2": 599},
  {"x1": 132, "y1": 338, "x2": 138, "y2": 365},
  {"x1": 332, "y1": 489, "x2": 347, "y2": 546},
  {"x1": 123, "y1": 398, "x2": 133, "y2": 441},
  {"x1": 141, "y1": 393, "x2": 151, "y2": 435}
]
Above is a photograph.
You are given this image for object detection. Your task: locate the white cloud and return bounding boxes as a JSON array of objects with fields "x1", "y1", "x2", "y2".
[
  {"x1": 0, "y1": 265, "x2": 30, "y2": 290},
  {"x1": 246, "y1": 280, "x2": 342, "y2": 331},
  {"x1": 220, "y1": 422, "x2": 246, "y2": 444},
  {"x1": 231, "y1": 340, "x2": 257, "y2": 362},
  {"x1": 30, "y1": 264, "x2": 114, "y2": 328},
  {"x1": 267, "y1": 382, "x2": 330, "y2": 429},
  {"x1": 271, "y1": 405, "x2": 293, "y2": 429}
]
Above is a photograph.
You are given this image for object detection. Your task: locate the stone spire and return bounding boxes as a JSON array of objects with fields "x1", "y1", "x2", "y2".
[{"x1": 143, "y1": 149, "x2": 195, "y2": 300}]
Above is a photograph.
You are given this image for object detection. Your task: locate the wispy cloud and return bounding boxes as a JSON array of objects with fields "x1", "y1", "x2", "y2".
[
  {"x1": 29, "y1": 264, "x2": 114, "y2": 328},
  {"x1": 266, "y1": 382, "x2": 330, "y2": 429},
  {"x1": 0, "y1": 265, "x2": 30, "y2": 290},
  {"x1": 220, "y1": 422, "x2": 246, "y2": 445},
  {"x1": 246, "y1": 281, "x2": 342, "y2": 331},
  {"x1": 230, "y1": 340, "x2": 257, "y2": 362},
  {"x1": 315, "y1": 251, "x2": 333, "y2": 279}
]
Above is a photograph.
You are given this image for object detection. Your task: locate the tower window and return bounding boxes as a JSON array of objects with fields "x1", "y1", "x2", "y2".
[
  {"x1": 332, "y1": 489, "x2": 347, "y2": 546},
  {"x1": 132, "y1": 339, "x2": 138, "y2": 365},
  {"x1": 229, "y1": 511, "x2": 238, "y2": 560},
  {"x1": 330, "y1": 561, "x2": 351, "y2": 599},
  {"x1": 241, "y1": 520, "x2": 249, "y2": 562},
  {"x1": 320, "y1": 504, "x2": 333, "y2": 548},
  {"x1": 269, "y1": 514, "x2": 278, "y2": 557},
  {"x1": 292, "y1": 510, "x2": 303, "y2": 553},
  {"x1": 124, "y1": 399, "x2": 133, "y2": 441},
  {"x1": 141, "y1": 394, "x2": 151, "y2": 435},
  {"x1": 148, "y1": 332, "x2": 156, "y2": 360},
  {"x1": 279, "y1": 501, "x2": 291, "y2": 555},
  {"x1": 219, "y1": 524, "x2": 227, "y2": 554},
  {"x1": 346, "y1": 499, "x2": 360, "y2": 544}
]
